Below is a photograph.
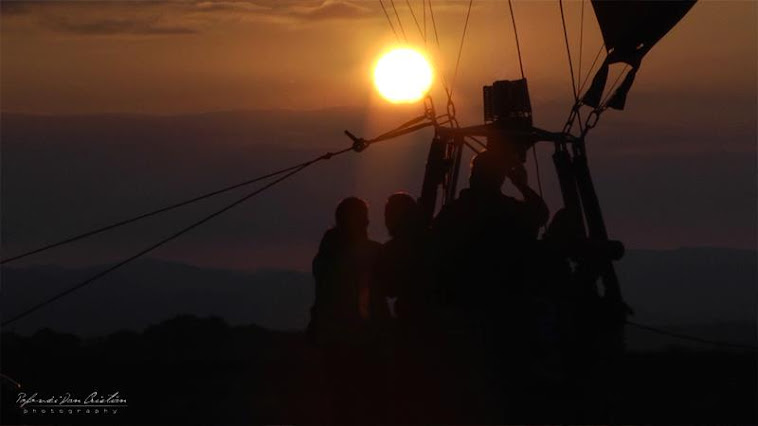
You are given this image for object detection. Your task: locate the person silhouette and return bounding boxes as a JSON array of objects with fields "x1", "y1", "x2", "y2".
[
  {"x1": 375, "y1": 192, "x2": 431, "y2": 325},
  {"x1": 537, "y1": 207, "x2": 625, "y2": 423},
  {"x1": 373, "y1": 192, "x2": 439, "y2": 422},
  {"x1": 431, "y1": 149, "x2": 548, "y2": 314},
  {"x1": 307, "y1": 196, "x2": 384, "y2": 423},
  {"x1": 429, "y1": 149, "x2": 549, "y2": 423}
]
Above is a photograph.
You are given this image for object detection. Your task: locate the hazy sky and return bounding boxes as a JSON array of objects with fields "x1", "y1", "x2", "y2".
[
  {"x1": 2, "y1": 1, "x2": 755, "y2": 116},
  {"x1": 1, "y1": 0, "x2": 756, "y2": 271}
]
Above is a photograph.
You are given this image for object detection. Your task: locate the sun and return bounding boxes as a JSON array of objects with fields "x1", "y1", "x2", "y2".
[{"x1": 374, "y1": 48, "x2": 434, "y2": 104}]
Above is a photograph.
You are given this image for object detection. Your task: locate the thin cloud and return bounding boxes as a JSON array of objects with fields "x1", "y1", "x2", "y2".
[
  {"x1": 192, "y1": 0, "x2": 374, "y2": 23},
  {"x1": 2, "y1": 1, "x2": 378, "y2": 37},
  {"x1": 0, "y1": 1, "x2": 32, "y2": 15},
  {"x1": 292, "y1": 0, "x2": 373, "y2": 19},
  {"x1": 46, "y1": 16, "x2": 197, "y2": 36},
  {"x1": 0, "y1": 2, "x2": 200, "y2": 37},
  {"x1": 194, "y1": 1, "x2": 272, "y2": 14}
]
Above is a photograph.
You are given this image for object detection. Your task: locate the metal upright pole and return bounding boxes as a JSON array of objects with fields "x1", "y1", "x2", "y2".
[
  {"x1": 571, "y1": 140, "x2": 623, "y2": 303},
  {"x1": 419, "y1": 133, "x2": 448, "y2": 225},
  {"x1": 552, "y1": 142, "x2": 587, "y2": 238}
]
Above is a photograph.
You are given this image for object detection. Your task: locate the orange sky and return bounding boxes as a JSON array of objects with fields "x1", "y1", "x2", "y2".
[{"x1": 2, "y1": 1, "x2": 755, "y2": 121}]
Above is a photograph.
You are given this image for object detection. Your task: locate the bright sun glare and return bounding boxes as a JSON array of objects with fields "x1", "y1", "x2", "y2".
[{"x1": 374, "y1": 48, "x2": 434, "y2": 104}]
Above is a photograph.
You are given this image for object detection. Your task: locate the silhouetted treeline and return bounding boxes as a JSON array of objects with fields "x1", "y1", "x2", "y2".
[
  {"x1": 2, "y1": 315, "x2": 330, "y2": 424},
  {"x1": 2, "y1": 315, "x2": 755, "y2": 424}
]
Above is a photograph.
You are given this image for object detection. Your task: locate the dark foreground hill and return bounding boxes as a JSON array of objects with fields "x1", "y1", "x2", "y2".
[
  {"x1": 1, "y1": 315, "x2": 330, "y2": 424},
  {"x1": 1, "y1": 315, "x2": 755, "y2": 424}
]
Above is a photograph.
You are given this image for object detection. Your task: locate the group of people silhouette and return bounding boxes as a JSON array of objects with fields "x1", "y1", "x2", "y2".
[{"x1": 308, "y1": 149, "x2": 617, "y2": 424}]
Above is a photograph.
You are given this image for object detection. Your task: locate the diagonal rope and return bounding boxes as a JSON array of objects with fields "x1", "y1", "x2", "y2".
[
  {"x1": 449, "y1": 0, "x2": 474, "y2": 100},
  {"x1": 428, "y1": 0, "x2": 442, "y2": 48},
  {"x1": 0, "y1": 163, "x2": 305, "y2": 265},
  {"x1": 507, "y1": 0, "x2": 525, "y2": 79},
  {"x1": 379, "y1": 0, "x2": 401, "y2": 41},
  {"x1": 462, "y1": 139, "x2": 483, "y2": 154},
  {"x1": 405, "y1": 0, "x2": 423, "y2": 40},
  {"x1": 578, "y1": 43, "x2": 605, "y2": 97},
  {"x1": 506, "y1": 0, "x2": 538, "y2": 197},
  {"x1": 627, "y1": 321, "x2": 758, "y2": 352},
  {"x1": 577, "y1": 0, "x2": 585, "y2": 88},
  {"x1": 531, "y1": 144, "x2": 544, "y2": 199},
  {"x1": 1, "y1": 148, "x2": 353, "y2": 327},
  {"x1": 389, "y1": 0, "x2": 407, "y2": 41},
  {"x1": 559, "y1": 0, "x2": 578, "y2": 101},
  {"x1": 422, "y1": 0, "x2": 427, "y2": 43},
  {"x1": 427, "y1": 0, "x2": 454, "y2": 106},
  {"x1": 466, "y1": 135, "x2": 486, "y2": 150}
]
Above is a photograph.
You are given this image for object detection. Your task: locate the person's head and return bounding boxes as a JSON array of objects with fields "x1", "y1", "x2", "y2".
[
  {"x1": 469, "y1": 150, "x2": 507, "y2": 192},
  {"x1": 384, "y1": 192, "x2": 422, "y2": 238},
  {"x1": 335, "y1": 196, "x2": 369, "y2": 237}
]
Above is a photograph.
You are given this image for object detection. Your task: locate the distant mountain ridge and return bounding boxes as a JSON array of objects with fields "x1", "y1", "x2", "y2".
[
  {"x1": 2, "y1": 248, "x2": 755, "y2": 350},
  {"x1": 617, "y1": 247, "x2": 756, "y2": 325},
  {"x1": 1, "y1": 258, "x2": 313, "y2": 336}
]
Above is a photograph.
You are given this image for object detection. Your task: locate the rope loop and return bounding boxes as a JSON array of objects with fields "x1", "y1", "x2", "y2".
[
  {"x1": 563, "y1": 105, "x2": 579, "y2": 134},
  {"x1": 424, "y1": 95, "x2": 436, "y2": 121},
  {"x1": 586, "y1": 109, "x2": 601, "y2": 130},
  {"x1": 446, "y1": 98, "x2": 457, "y2": 122},
  {"x1": 351, "y1": 138, "x2": 369, "y2": 152}
]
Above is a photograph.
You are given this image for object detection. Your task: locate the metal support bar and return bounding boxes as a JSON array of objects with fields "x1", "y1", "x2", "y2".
[
  {"x1": 419, "y1": 133, "x2": 448, "y2": 225},
  {"x1": 437, "y1": 123, "x2": 579, "y2": 145},
  {"x1": 552, "y1": 143, "x2": 587, "y2": 238},
  {"x1": 571, "y1": 141, "x2": 623, "y2": 303},
  {"x1": 445, "y1": 134, "x2": 464, "y2": 203}
]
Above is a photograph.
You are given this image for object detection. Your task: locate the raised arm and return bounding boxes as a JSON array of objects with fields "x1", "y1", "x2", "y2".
[{"x1": 508, "y1": 164, "x2": 549, "y2": 231}]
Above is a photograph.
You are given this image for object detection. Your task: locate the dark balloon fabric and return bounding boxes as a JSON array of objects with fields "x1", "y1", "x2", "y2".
[{"x1": 583, "y1": 0, "x2": 696, "y2": 109}]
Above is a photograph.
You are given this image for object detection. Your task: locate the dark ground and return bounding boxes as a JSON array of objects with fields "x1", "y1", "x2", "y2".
[{"x1": 1, "y1": 315, "x2": 755, "y2": 424}]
